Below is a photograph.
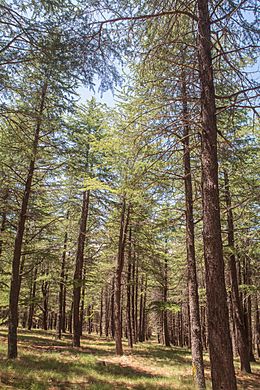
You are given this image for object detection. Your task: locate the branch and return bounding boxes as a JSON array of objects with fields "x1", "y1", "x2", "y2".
[{"x1": 96, "y1": 10, "x2": 198, "y2": 29}]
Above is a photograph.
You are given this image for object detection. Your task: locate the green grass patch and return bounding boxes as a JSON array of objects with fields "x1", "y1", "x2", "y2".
[{"x1": 0, "y1": 328, "x2": 259, "y2": 389}]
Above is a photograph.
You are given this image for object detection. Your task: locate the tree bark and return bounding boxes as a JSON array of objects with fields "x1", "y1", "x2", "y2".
[
  {"x1": 0, "y1": 199, "x2": 7, "y2": 257},
  {"x1": 254, "y1": 295, "x2": 260, "y2": 358},
  {"x1": 79, "y1": 260, "x2": 87, "y2": 336},
  {"x1": 131, "y1": 249, "x2": 136, "y2": 343},
  {"x1": 181, "y1": 70, "x2": 205, "y2": 388},
  {"x1": 105, "y1": 284, "x2": 110, "y2": 337},
  {"x1": 134, "y1": 254, "x2": 139, "y2": 342},
  {"x1": 127, "y1": 228, "x2": 133, "y2": 348},
  {"x1": 100, "y1": 288, "x2": 103, "y2": 336},
  {"x1": 8, "y1": 81, "x2": 48, "y2": 359},
  {"x1": 139, "y1": 274, "x2": 145, "y2": 343},
  {"x1": 163, "y1": 257, "x2": 171, "y2": 347},
  {"x1": 197, "y1": 1, "x2": 237, "y2": 388},
  {"x1": 224, "y1": 169, "x2": 251, "y2": 372},
  {"x1": 73, "y1": 190, "x2": 90, "y2": 347},
  {"x1": 57, "y1": 213, "x2": 69, "y2": 339},
  {"x1": 42, "y1": 277, "x2": 49, "y2": 331},
  {"x1": 111, "y1": 277, "x2": 115, "y2": 338},
  {"x1": 28, "y1": 267, "x2": 37, "y2": 330},
  {"x1": 114, "y1": 199, "x2": 130, "y2": 355}
]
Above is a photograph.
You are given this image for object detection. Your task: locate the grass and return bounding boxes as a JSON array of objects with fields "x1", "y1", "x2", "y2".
[{"x1": 0, "y1": 328, "x2": 259, "y2": 389}]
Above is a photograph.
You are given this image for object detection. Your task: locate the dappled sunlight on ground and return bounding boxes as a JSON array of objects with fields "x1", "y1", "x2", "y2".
[{"x1": 0, "y1": 328, "x2": 259, "y2": 389}]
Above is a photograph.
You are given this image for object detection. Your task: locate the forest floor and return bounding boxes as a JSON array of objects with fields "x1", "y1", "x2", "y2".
[{"x1": 0, "y1": 328, "x2": 259, "y2": 390}]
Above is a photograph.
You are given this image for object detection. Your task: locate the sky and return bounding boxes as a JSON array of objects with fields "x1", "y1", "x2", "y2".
[
  {"x1": 77, "y1": 84, "x2": 115, "y2": 107},
  {"x1": 76, "y1": 8, "x2": 259, "y2": 110}
]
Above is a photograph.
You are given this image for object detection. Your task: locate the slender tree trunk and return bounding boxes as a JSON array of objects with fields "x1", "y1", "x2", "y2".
[
  {"x1": 79, "y1": 261, "x2": 87, "y2": 336},
  {"x1": 142, "y1": 275, "x2": 147, "y2": 342},
  {"x1": 139, "y1": 275, "x2": 145, "y2": 342},
  {"x1": 62, "y1": 273, "x2": 68, "y2": 333},
  {"x1": 131, "y1": 250, "x2": 136, "y2": 343},
  {"x1": 254, "y1": 295, "x2": 260, "y2": 358},
  {"x1": 28, "y1": 267, "x2": 37, "y2": 330},
  {"x1": 114, "y1": 199, "x2": 130, "y2": 355},
  {"x1": 244, "y1": 257, "x2": 256, "y2": 362},
  {"x1": 0, "y1": 206, "x2": 7, "y2": 257},
  {"x1": 73, "y1": 190, "x2": 90, "y2": 347},
  {"x1": 135, "y1": 256, "x2": 139, "y2": 342},
  {"x1": 105, "y1": 285, "x2": 110, "y2": 337},
  {"x1": 127, "y1": 229, "x2": 133, "y2": 348},
  {"x1": 197, "y1": 1, "x2": 237, "y2": 388},
  {"x1": 42, "y1": 278, "x2": 49, "y2": 331},
  {"x1": 68, "y1": 302, "x2": 73, "y2": 334},
  {"x1": 178, "y1": 308, "x2": 183, "y2": 347},
  {"x1": 224, "y1": 169, "x2": 251, "y2": 372},
  {"x1": 100, "y1": 288, "x2": 103, "y2": 336},
  {"x1": 57, "y1": 215, "x2": 69, "y2": 339},
  {"x1": 163, "y1": 258, "x2": 171, "y2": 347},
  {"x1": 247, "y1": 295, "x2": 255, "y2": 361},
  {"x1": 111, "y1": 277, "x2": 115, "y2": 338},
  {"x1": 181, "y1": 71, "x2": 205, "y2": 388},
  {"x1": 8, "y1": 81, "x2": 47, "y2": 359}
]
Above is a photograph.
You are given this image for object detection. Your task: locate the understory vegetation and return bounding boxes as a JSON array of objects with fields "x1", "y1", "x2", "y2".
[{"x1": 0, "y1": 329, "x2": 259, "y2": 390}]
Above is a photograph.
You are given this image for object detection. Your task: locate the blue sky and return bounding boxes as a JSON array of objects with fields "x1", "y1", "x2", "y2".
[{"x1": 77, "y1": 84, "x2": 115, "y2": 107}]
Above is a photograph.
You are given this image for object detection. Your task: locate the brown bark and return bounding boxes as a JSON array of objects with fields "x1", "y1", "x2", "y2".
[
  {"x1": 28, "y1": 267, "x2": 37, "y2": 330},
  {"x1": 163, "y1": 258, "x2": 170, "y2": 347},
  {"x1": 100, "y1": 288, "x2": 103, "y2": 336},
  {"x1": 131, "y1": 250, "x2": 136, "y2": 343},
  {"x1": 8, "y1": 81, "x2": 48, "y2": 359},
  {"x1": 139, "y1": 274, "x2": 146, "y2": 343},
  {"x1": 142, "y1": 276, "x2": 147, "y2": 342},
  {"x1": 134, "y1": 254, "x2": 139, "y2": 342},
  {"x1": 181, "y1": 70, "x2": 205, "y2": 388},
  {"x1": 57, "y1": 214, "x2": 69, "y2": 339},
  {"x1": 0, "y1": 209, "x2": 7, "y2": 257},
  {"x1": 127, "y1": 228, "x2": 133, "y2": 348},
  {"x1": 73, "y1": 190, "x2": 90, "y2": 347},
  {"x1": 79, "y1": 260, "x2": 87, "y2": 336},
  {"x1": 114, "y1": 199, "x2": 130, "y2": 355},
  {"x1": 42, "y1": 277, "x2": 49, "y2": 331},
  {"x1": 197, "y1": 1, "x2": 237, "y2": 388},
  {"x1": 62, "y1": 273, "x2": 68, "y2": 333},
  {"x1": 111, "y1": 277, "x2": 115, "y2": 338},
  {"x1": 105, "y1": 284, "x2": 110, "y2": 337},
  {"x1": 224, "y1": 169, "x2": 251, "y2": 372},
  {"x1": 254, "y1": 295, "x2": 260, "y2": 358}
]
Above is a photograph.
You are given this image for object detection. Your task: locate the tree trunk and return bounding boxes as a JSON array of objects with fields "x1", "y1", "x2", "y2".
[
  {"x1": 254, "y1": 295, "x2": 260, "y2": 358},
  {"x1": 100, "y1": 288, "x2": 103, "y2": 336},
  {"x1": 224, "y1": 169, "x2": 251, "y2": 372},
  {"x1": 73, "y1": 190, "x2": 90, "y2": 347},
  {"x1": 181, "y1": 71, "x2": 205, "y2": 388},
  {"x1": 163, "y1": 258, "x2": 171, "y2": 347},
  {"x1": 79, "y1": 260, "x2": 87, "y2": 336},
  {"x1": 142, "y1": 276, "x2": 147, "y2": 342},
  {"x1": 127, "y1": 229, "x2": 133, "y2": 348},
  {"x1": 28, "y1": 267, "x2": 37, "y2": 330},
  {"x1": 134, "y1": 255, "x2": 139, "y2": 342},
  {"x1": 197, "y1": 1, "x2": 237, "y2": 388},
  {"x1": 0, "y1": 202, "x2": 7, "y2": 257},
  {"x1": 139, "y1": 274, "x2": 145, "y2": 343},
  {"x1": 105, "y1": 285, "x2": 110, "y2": 337},
  {"x1": 42, "y1": 278, "x2": 49, "y2": 331},
  {"x1": 111, "y1": 277, "x2": 115, "y2": 338},
  {"x1": 57, "y1": 215, "x2": 69, "y2": 339},
  {"x1": 131, "y1": 250, "x2": 136, "y2": 343},
  {"x1": 8, "y1": 81, "x2": 48, "y2": 359},
  {"x1": 114, "y1": 199, "x2": 130, "y2": 355}
]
